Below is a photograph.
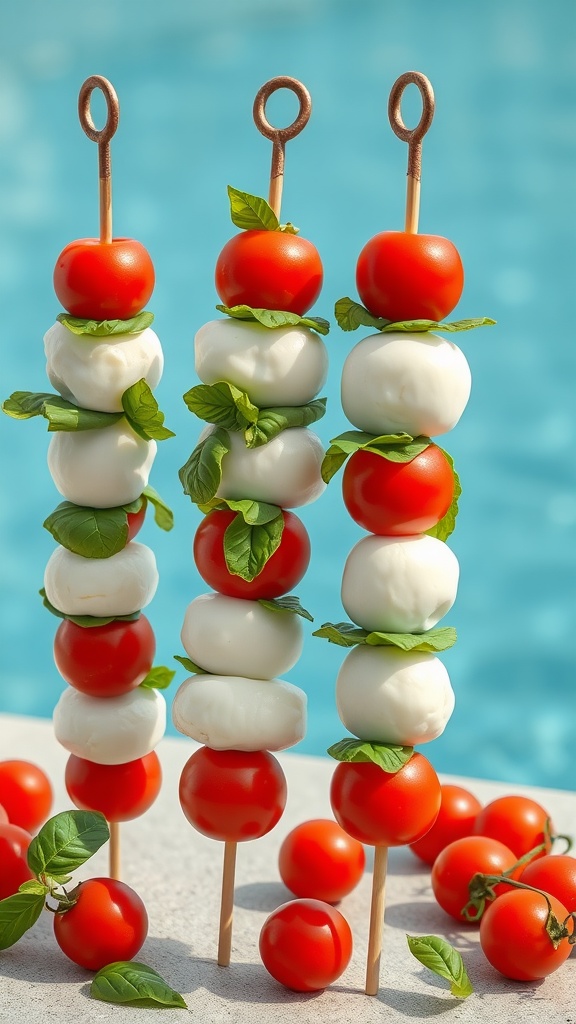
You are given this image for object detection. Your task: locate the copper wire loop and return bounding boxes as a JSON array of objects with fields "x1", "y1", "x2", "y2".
[
  {"x1": 253, "y1": 76, "x2": 311, "y2": 181},
  {"x1": 388, "y1": 71, "x2": 435, "y2": 180},
  {"x1": 78, "y1": 75, "x2": 120, "y2": 178}
]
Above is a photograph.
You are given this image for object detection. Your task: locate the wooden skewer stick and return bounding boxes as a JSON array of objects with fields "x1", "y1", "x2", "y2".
[
  {"x1": 78, "y1": 75, "x2": 120, "y2": 244},
  {"x1": 365, "y1": 844, "x2": 388, "y2": 996},
  {"x1": 253, "y1": 76, "x2": 312, "y2": 220},
  {"x1": 217, "y1": 840, "x2": 238, "y2": 966},
  {"x1": 388, "y1": 71, "x2": 435, "y2": 235},
  {"x1": 108, "y1": 820, "x2": 121, "y2": 880}
]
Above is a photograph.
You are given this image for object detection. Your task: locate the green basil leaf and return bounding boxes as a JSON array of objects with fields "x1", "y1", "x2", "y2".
[
  {"x1": 27, "y1": 810, "x2": 109, "y2": 883},
  {"x1": 216, "y1": 303, "x2": 330, "y2": 336},
  {"x1": 140, "y1": 485, "x2": 174, "y2": 532},
  {"x1": 321, "y1": 429, "x2": 427, "y2": 483},
  {"x1": 227, "y1": 186, "x2": 279, "y2": 231},
  {"x1": 313, "y1": 621, "x2": 457, "y2": 652},
  {"x1": 2, "y1": 391, "x2": 122, "y2": 432},
  {"x1": 183, "y1": 380, "x2": 258, "y2": 431},
  {"x1": 178, "y1": 427, "x2": 231, "y2": 505},
  {"x1": 40, "y1": 588, "x2": 141, "y2": 628},
  {"x1": 426, "y1": 449, "x2": 461, "y2": 543},
  {"x1": 91, "y1": 961, "x2": 188, "y2": 1009},
  {"x1": 0, "y1": 891, "x2": 46, "y2": 950},
  {"x1": 312, "y1": 621, "x2": 369, "y2": 647},
  {"x1": 43, "y1": 502, "x2": 129, "y2": 559},
  {"x1": 223, "y1": 509, "x2": 284, "y2": 581},
  {"x1": 406, "y1": 935, "x2": 473, "y2": 998},
  {"x1": 245, "y1": 397, "x2": 327, "y2": 448},
  {"x1": 56, "y1": 311, "x2": 155, "y2": 336},
  {"x1": 334, "y1": 297, "x2": 389, "y2": 332},
  {"x1": 122, "y1": 379, "x2": 175, "y2": 441},
  {"x1": 139, "y1": 665, "x2": 176, "y2": 690},
  {"x1": 328, "y1": 739, "x2": 413, "y2": 773},
  {"x1": 380, "y1": 316, "x2": 496, "y2": 334},
  {"x1": 222, "y1": 497, "x2": 282, "y2": 525},
  {"x1": 258, "y1": 595, "x2": 314, "y2": 622},
  {"x1": 174, "y1": 654, "x2": 206, "y2": 674},
  {"x1": 18, "y1": 880, "x2": 50, "y2": 896}
]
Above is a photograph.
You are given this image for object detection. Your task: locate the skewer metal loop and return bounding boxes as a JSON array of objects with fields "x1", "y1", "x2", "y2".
[{"x1": 253, "y1": 76, "x2": 312, "y2": 219}]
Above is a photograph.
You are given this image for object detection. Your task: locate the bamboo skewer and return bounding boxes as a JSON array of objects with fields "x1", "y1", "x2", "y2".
[
  {"x1": 253, "y1": 75, "x2": 312, "y2": 220},
  {"x1": 217, "y1": 841, "x2": 238, "y2": 967},
  {"x1": 365, "y1": 845, "x2": 388, "y2": 996},
  {"x1": 388, "y1": 71, "x2": 435, "y2": 234},
  {"x1": 78, "y1": 75, "x2": 119, "y2": 244}
]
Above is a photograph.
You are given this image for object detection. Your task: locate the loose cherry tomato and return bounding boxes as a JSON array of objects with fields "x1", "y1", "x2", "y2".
[
  {"x1": 330, "y1": 752, "x2": 441, "y2": 847},
  {"x1": 278, "y1": 819, "x2": 365, "y2": 903},
  {"x1": 215, "y1": 230, "x2": 323, "y2": 316},
  {"x1": 193, "y1": 508, "x2": 310, "y2": 600},
  {"x1": 53, "y1": 877, "x2": 148, "y2": 971},
  {"x1": 473, "y1": 795, "x2": 553, "y2": 860},
  {"x1": 0, "y1": 760, "x2": 53, "y2": 832},
  {"x1": 480, "y1": 889, "x2": 571, "y2": 981},
  {"x1": 53, "y1": 237, "x2": 155, "y2": 321},
  {"x1": 259, "y1": 898, "x2": 353, "y2": 991},
  {"x1": 179, "y1": 746, "x2": 287, "y2": 842},
  {"x1": 356, "y1": 231, "x2": 464, "y2": 323},
  {"x1": 342, "y1": 445, "x2": 454, "y2": 536},
  {"x1": 519, "y1": 855, "x2": 576, "y2": 914},
  {"x1": 53, "y1": 614, "x2": 156, "y2": 697},
  {"x1": 127, "y1": 503, "x2": 147, "y2": 541},
  {"x1": 65, "y1": 752, "x2": 162, "y2": 822},
  {"x1": 409, "y1": 784, "x2": 482, "y2": 866},
  {"x1": 0, "y1": 823, "x2": 34, "y2": 900},
  {"x1": 431, "y1": 835, "x2": 519, "y2": 922}
]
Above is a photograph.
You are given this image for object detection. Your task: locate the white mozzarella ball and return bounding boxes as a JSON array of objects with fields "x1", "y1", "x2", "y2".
[
  {"x1": 172, "y1": 674, "x2": 306, "y2": 751},
  {"x1": 53, "y1": 686, "x2": 166, "y2": 764},
  {"x1": 336, "y1": 644, "x2": 455, "y2": 745},
  {"x1": 44, "y1": 542, "x2": 158, "y2": 617},
  {"x1": 341, "y1": 331, "x2": 471, "y2": 437},
  {"x1": 47, "y1": 420, "x2": 156, "y2": 508},
  {"x1": 44, "y1": 321, "x2": 164, "y2": 413},
  {"x1": 341, "y1": 534, "x2": 459, "y2": 634},
  {"x1": 195, "y1": 319, "x2": 328, "y2": 407},
  {"x1": 210, "y1": 425, "x2": 325, "y2": 508},
  {"x1": 181, "y1": 593, "x2": 303, "y2": 679}
]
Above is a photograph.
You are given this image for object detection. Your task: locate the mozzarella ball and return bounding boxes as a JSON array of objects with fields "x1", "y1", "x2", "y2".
[
  {"x1": 44, "y1": 542, "x2": 158, "y2": 617},
  {"x1": 341, "y1": 534, "x2": 459, "y2": 633},
  {"x1": 181, "y1": 593, "x2": 303, "y2": 679},
  {"x1": 54, "y1": 686, "x2": 166, "y2": 765},
  {"x1": 341, "y1": 331, "x2": 471, "y2": 437},
  {"x1": 47, "y1": 420, "x2": 156, "y2": 508},
  {"x1": 336, "y1": 644, "x2": 455, "y2": 745},
  {"x1": 44, "y1": 321, "x2": 164, "y2": 413},
  {"x1": 209, "y1": 425, "x2": 325, "y2": 508},
  {"x1": 194, "y1": 319, "x2": 328, "y2": 407},
  {"x1": 172, "y1": 674, "x2": 306, "y2": 751}
]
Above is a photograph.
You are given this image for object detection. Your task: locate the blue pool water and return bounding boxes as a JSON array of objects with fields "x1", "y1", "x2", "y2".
[{"x1": 0, "y1": 0, "x2": 575, "y2": 790}]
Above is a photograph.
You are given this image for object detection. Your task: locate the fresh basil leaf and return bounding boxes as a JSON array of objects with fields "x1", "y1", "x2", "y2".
[
  {"x1": 406, "y1": 935, "x2": 473, "y2": 998},
  {"x1": 183, "y1": 380, "x2": 259, "y2": 431},
  {"x1": 246, "y1": 397, "x2": 327, "y2": 448},
  {"x1": 223, "y1": 509, "x2": 284, "y2": 581},
  {"x1": 216, "y1": 303, "x2": 330, "y2": 336},
  {"x1": 312, "y1": 621, "x2": 369, "y2": 647},
  {"x1": 122, "y1": 379, "x2": 175, "y2": 441},
  {"x1": 140, "y1": 485, "x2": 174, "y2": 531},
  {"x1": 2, "y1": 391, "x2": 122, "y2": 432},
  {"x1": 258, "y1": 595, "x2": 314, "y2": 622},
  {"x1": 328, "y1": 739, "x2": 413, "y2": 773},
  {"x1": 223, "y1": 498, "x2": 282, "y2": 525},
  {"x1": 426, "y1": 449, "x2": 461, "y2": 543},
  {"x1": 178, "y1": 427, "x2": 231, "y2": 505},
  {"x1": 43, "y1": 502, "x2": 129, "y2": 559},
  {"x1": 334, "y1": 297, "x2": 389, "y2": 332},
  {"x1": 56, "y1": 311, "x2": 155, "y2": 336},
  {"x1": 40, "y1": 588, "x2": 141, "y2": 628},
  {"x1": 139, "y1": 665, "x2": 176, "y2": 690},
  {"x1": 0, "y1": 891, "x2": 46, "y2": 950},
  {"x1": 313, "y1": 621, "x2": 456, "y2": 652},
  {"x1": 174, "y1": 654, "x2": 206, "y2": 674},
  {"x1": 380, "y1": 316, "x2": 496, "y2": 334},
  {"x1": 321, "y1": 429, "x2": 427, "y2": 483},
  {"x1": 227, "y1": 186, "x2": 279, "y2": 231},
  {"x1": 18, "y1": 880, "x2": 49, "y2": 896},
  {"x1": 91, "y1": 961, "x2": 188, "y2": 1009},
  {"x1": 27, "y1": 810, "x2": 109, "y2": 883}
]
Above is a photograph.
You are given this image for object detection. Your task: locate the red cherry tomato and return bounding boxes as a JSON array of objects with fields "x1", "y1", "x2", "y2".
[
  {"x1": 356, "y1": 231, "x2": 464, "y2": 323},
  {"x1": 431, "y1": 835, "x2": 520, "y2": 922},
  {"x1": 0, "y1": 760, "x2": 53, "y2": 832},
  {"x1": 126, "y1": 503, "x2": 147, "y2": 541},
  {"x1": 53, "y1": 877, "x2": 148, "y2": 971},
  {"x1": 278, "y1": 818, "x2": 365, "y2": 903},
  {"x1": 193, "y1": 508, "x2": 310, "y2": 600},
  {"x1": 259, "y1": 898, "x2": 353, "y2": 991},
  {"x1": 480, "y1": 889, "x2": 571, "y2": 981},
  {"x1": 215, "y1": 230, "x2": 323, "y2": 316},
  {"x1": 0, "y1": 804, "x2": 8, "y2": 825},
  {"x1": 409, "y1": 784, "x2": 483, "y2": 866},
  {"x1": 342, "y1": 445, "x2": 454, "y2": 536},
  {"x1": 53, "y1": 237, "x2": 155, "y2": 321},
  {"x1": 0, "y1": 823, "x2": 34, "y2": 900},
  {"x1": 65, "y1": 752, "x2": 162, "y2": 822},
  {"x1": 330, "y1": 752, "x2": 441, "y2": 847},
  {"x1": 179, "y1": 746, "x2": 287, "y2": 842},
  {"x1": 473, "y1": 795, "x2": 553, "y2": 860},
  {"x1": 519, "y1": 855, "x2": 576, "y2": 914},
  {"x1": 53, "y1": 614, "x2": 156, "y2": 697}
]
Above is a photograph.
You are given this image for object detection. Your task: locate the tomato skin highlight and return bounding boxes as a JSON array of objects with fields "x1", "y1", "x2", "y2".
[
  {"x1": 53, "y1": 614, "x2": 156, "y2": 698},
  {"x1": 193, "y1": 508, "x2": 310, "y2": 600},
  {"x1": 278, "y1": 819, "x2": 365, "y2": 903},
  {"x1": 53, "y1": 877, "x2": 148, "y2": 971},
  {"x1": 0, "y1": 823, "x2": 34, "y2": 899},
  {"x1": 0, "y1": 760, "x2": 53, "y2": 832},
  {"x1": 342, "y1": 445, "x2": 454, "y2": 536},
  {"x1": 53, "y1": 237, "x2": 155, "y2": 321},
  {"x1": 215, "y1": 230, "x2": 323, "y2": 316},
  {"x1": 259, "y1": 898, "x2": 353, "y2": 991},
  {"x1": 519, "y1": 855, "x2": 576, "y2": 914},
  {"x1": 480, "y1": 889, "x2": 571, "y2": 981},
  {"x1": 65, "y1": 751, "x2": 162, "y2": 822},
  {"x1": 473, "y1": 795, "x2": 553, "y2": 860},
  {"x1": 409, "y1": 784, "x2": 483, "y2": 865},
  {"x1": 431, "y1": 835, "x2": 519, "y2": 922}
]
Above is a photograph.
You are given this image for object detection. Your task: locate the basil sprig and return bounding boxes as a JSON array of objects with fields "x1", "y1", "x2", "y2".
[
  {"x1": 56, "y1": 310, "x2": 154, "y2": 336},
  {"x1": 227, "y1": 185, "x2": 298, "y2": 234},
  {"x1": 40, "y1": 588, "x2": 141, "y2": 628},
  {"x1": 406, "y1": 935, "x2": 473, "y2": 999},
  {"x1": 335, "y1": 296, "x2": 495, "y2": 334},
  {"x1": 328, "y1": 738, "x2": 413, "y2": 773},
  {"x1": 91, "y1": 962, "x2": 188, "y2": 1009},
  {"x1": 216, "y1": 303, "x2": 330, "y2": 336},
  {"x1": 43, "y1": 488, "x2": 174, "y2": 559},
  {"x1": 313, "y1": 621, "x2": 457, "y2": 652}
]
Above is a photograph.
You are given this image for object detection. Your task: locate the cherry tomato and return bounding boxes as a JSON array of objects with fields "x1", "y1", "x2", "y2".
[
  {"x1": 342, "y1": 445, "x2": 454, "y2": 536},
  {"x1": 519, "y1": 855, "x2": 576, "y2": 914},
  {"x1": 259, "y1": 898, "x2": 353, "y2": 991},
  {"x1": 473, "y1": 795, "x2": 553, "y2": 860},
  {"x1": 330, "y1": 752, "x2": 441, "y2": 847},
  {"x1": 53, "y1": 614, "x2": 156, "y2": 698},
  {"x1": 0, "y1": 804, "x2": 8, "y2": 825},
  {"x1": 65, "y1": 751, "x2": 162, "y2": 822},
  {"x1": 278, "y1": 819, "x2": 365, "y2": 903},
  {"x1": 53, "y1": 877, "x2": 148, "y2": 971},
  {"x1": 480, "y1": 889, "x2": 571, "y2": 981},
  {"x1": 215, "y1": 230, "x2": 323, "y2": 316},
  {"x1": 193, "y1": 508, "x2": 310, "y2": 600},
  {"x1": 126, "y1": 503, "x2": 147, "y2": 541},
  {"x1": 53, "y1": 237, "x2": 155, "y2": 321},
  {"x1": 431, "y1": 835, "x2": 519, "y2": 922},
  {"x1": 409, "y1": 784, "x2": 483, "y2": 866},
  {"x1": 0, "y1": 760, "x2": 53, "y2": 832},
  {"x1": 0, "y1": 823, "x2": 34, "y2": 900},
  {"x1": 179, "y1": 746, "x2": 287, "y2": 842},
  {"x1": 356, "y1": 231, "x2": 464, "y2": 323}
]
